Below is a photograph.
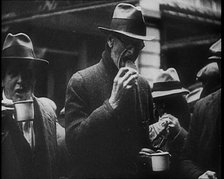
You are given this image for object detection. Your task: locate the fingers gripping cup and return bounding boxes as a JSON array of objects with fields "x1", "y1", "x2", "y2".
[
  {"x1": 149, "y1": 152, "x2": 171, "y2": 172},
  {"x1": 14, "y1": 100, "x2": 34, "y2": 122}
]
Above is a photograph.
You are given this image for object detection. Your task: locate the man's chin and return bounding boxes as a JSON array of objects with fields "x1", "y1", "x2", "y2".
[{"x1": 13, "y1": 93, "x2": 30, "y2": 102}]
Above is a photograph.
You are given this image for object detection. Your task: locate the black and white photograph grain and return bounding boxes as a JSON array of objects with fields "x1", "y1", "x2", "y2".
[{"x1": 1, "y1": 0, "x2": 221, "y2": 179}]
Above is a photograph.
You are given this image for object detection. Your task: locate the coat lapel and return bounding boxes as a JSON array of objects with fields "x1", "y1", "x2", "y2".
[{"x1": 32, "y1": 97, "x2": 57, "y2": 179}]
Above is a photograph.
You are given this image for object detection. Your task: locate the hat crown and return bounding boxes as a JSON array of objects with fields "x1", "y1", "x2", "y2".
[
  {"x1": 209, "y1": 39, "x2": 221, "y2": 54},
  {"x1": 2, "y1": 33, "x2": 48, "y2": 64},
  {"x1": 152, "y1": 68, "x2": 189, "y2": 98},
  {"x1": 197, "y1": 62, "x2": 219, "y2": 81},
  {"x1": 98, "y1": 3, "x2": 154, "y2": 41},
  {"x1": 3, "y1": 33, "x2": 34, "y2": 51},
  {"x1": 208, "y1": 39, "x2": 221, "y2": 60},
  {"x1": 155, "y1": 68, "x2": 180, "y2": 83},
  {"x1": 110, "y1": 3, "x2": 146, "y2": 38},
  {"x1": 113, "y1": 3, "x2": 143, "y2": 21}
]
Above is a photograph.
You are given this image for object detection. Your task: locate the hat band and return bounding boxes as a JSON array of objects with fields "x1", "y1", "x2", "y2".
[
  {"x1": 111, "y1": 18, "x2": 146, "y2": 37},
  {"x1": 209, "y1": 51, "x2": 221, "y2": 57},
  {"x1": 2, "y1": 45, "x2": 36, "y2": 59},
  {"x1": 152, "y1": 81, "x2": 182, "y2": 92}
]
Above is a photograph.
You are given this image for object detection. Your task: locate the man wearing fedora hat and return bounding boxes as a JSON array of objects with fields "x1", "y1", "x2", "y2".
[
  {"x1": 150, "y1": 68, "x2": 190, "y2": 133},
  {"x1": 196, "y1": 62, "x2": 220, "y2": 99},
  {"x1": 65, "y1": 3, "x2": 155, "y2": 178},
  {"x1": 142, "y1": 68, "x2": 191, "y2": 178},
  {"x1": 180, "y1": 39, "x2": 221, "y2": 179},
  {"x1": 1, "y1": 33, "x2": 59, "y2": 179}
]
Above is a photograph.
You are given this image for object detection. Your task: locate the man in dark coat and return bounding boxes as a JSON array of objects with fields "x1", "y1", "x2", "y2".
[
  {"x1": 1, "y1": 33, "x2": 58, "y2": 179},
  {"x1": 65, "y1": 3, "x2": 155, "y2": 178},
  {"x1": 179, "y1": 39, "x2": 221, "y2": 179}
]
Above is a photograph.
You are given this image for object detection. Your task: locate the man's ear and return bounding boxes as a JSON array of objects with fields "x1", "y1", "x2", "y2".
[
  {"x1": 2, "y1": 73, "x2": 6, "y2": 88},
  {"x1": 107, "y1": 35, "x2": 114, "y2": 48},
  {"x1": 2, "y1": 80, "x2": 5, "y2": 88}
]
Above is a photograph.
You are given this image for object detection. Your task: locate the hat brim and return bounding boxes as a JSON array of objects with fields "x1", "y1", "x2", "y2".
[
  {"x1": 98, "y1": 27, "x2": 154, "y2": 41},
  {"x1": 186, "y1": 87, "x2": 203, "y2": 103},
  {"x1": 2, "y1": 57, "x2": 49, "y2": 65},
  {"x1": 208, "y1": 56, "x2": 221, "y2": 60},
  {"x1": 152, "y1": 88, "x2": 189, "y2": 98}
]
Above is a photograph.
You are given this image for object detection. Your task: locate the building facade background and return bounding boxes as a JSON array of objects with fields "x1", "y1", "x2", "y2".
[{"x1": 2, "y1": 0, "x2": 221, "y2": 115}]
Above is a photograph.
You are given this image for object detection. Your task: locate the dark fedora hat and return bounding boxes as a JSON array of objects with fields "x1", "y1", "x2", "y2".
[
  {"x1": 2, "y1": 33, "x2": 48, "y2": 64},
  {"x1": 196, "y1": 62, "x2": 219, "y2": 82},
  {"x1": 152, "y1": 68, "x2": 189, "y2": 98},
  {"x1": 208, "y1": 39, "x2": 221, "y2": 60},
  {"x1": 98, "y1": 3, "x2": 154, "y2": 41}
]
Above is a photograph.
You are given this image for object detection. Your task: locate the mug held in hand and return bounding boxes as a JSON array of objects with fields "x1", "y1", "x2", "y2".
[
  {"x1": 149, "y1": 151, "x2": 171, "y2": 171},
  {"x1": 14, "y1": 100, "x2": 34, "y2": 122}
]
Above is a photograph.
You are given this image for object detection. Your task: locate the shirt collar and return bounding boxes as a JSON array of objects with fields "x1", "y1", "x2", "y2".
[
  {"x1": 2, "y1": 90, "x2": 13, "y2": 105},
  {"x1": 2, "y1": 90, "x2": 33, "y2": 103}
]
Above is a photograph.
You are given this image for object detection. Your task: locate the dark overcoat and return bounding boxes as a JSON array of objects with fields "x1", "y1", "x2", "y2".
[
  {"x1": 1, "y1": 97, "x2": 58, "y2": 179},
  {"x1": 65, "y1": 51, "x2": 154, "y2": 178},
  {"x1": 180, "y1": 89, "x2": 221, "y2": 179}
]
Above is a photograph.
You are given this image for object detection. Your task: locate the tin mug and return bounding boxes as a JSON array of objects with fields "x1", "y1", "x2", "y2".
[{"x1": 14, "y1": 100, "x2": 34, "y2": 122}]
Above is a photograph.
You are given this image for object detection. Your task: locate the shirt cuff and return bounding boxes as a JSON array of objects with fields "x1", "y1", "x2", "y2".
[{"x1": 170, "y1": 127, "x2": 188, "y2": 143}]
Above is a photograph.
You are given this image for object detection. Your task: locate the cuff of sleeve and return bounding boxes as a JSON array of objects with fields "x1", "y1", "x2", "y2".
[
  {"x1": 104, "y1": 99, "x2": 114, "y2": 112},
  {"x1": 180, "y1": 160, "x2": 205, "y2": 179},
  {"x1": 171, "y1": 127, "x2": 188, "y2": 143},
  {"x1": 104, "y1": 99, "x2": 119, "y2": 116}
]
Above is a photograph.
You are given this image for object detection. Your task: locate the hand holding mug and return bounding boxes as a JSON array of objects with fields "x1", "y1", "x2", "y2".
[
  {"x1": 198, "y1": 170, "x2": 217, "y2": 179},
  {"x1": 14, "y1": 100, "x2": 34, "y2": 122},
  {"x1": 139, "y1": 148, "x2": 171, "y2": 172}
]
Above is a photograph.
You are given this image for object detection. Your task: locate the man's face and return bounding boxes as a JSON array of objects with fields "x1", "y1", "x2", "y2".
[
  {"x1": 2, "y1": 61, "x2": 35, "y2": 102},
  {"x1": 109, "y1": 34, "x2": 145, "y2": 69},
  {"x1": 154, "y1": 101, "x2": 166, "y2": 118}
]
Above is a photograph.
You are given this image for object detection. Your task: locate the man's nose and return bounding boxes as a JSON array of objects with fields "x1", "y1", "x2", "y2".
[
  {"x1": 17, "y1": 74, "x2": 24, "y2": 83},
  {"x1": 126, "y1": 46, "x2": 135, "y2": 55}
]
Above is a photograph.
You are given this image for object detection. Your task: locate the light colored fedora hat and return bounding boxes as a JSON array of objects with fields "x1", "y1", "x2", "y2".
[
  {"x1": 2, "y1": 33, "x2": 48, "y2": 64},
  {"x1": 152, "y1": 68, "x2": 189, "y2": 98},
  {"x1": 98, "y1": 3, "x2": 154, "y2": 41}
]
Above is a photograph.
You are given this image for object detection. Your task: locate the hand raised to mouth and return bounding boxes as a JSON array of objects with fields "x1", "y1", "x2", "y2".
[
  {"x1": 118, "y1": 47, "x2": 139, "y2": 69},
  {"x1": 109, "y1": 67, "x2": 138, "y2": 109},
  {"x1": 125, "y1": 59, "x2": 137, "y2": 70}
]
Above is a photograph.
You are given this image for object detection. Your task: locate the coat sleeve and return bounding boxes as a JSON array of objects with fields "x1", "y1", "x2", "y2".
[
  {"x1": 179, "y1": 101, "x2": 205, "y2": 179},
  {"x1": 65, "y1": 72, "x2": 118, "y2": 153}
]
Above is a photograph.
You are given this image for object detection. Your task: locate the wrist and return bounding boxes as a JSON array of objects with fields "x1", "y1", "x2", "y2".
[
  {"x1": 108, "y1": 99, "x2": 118, "y2": 109},
  {"x1": 170, "y1": 126, "x2": 181, "y2": 139}
]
